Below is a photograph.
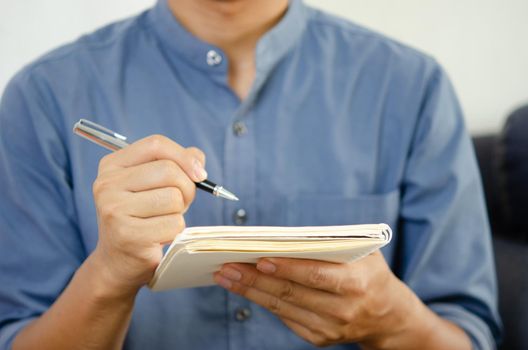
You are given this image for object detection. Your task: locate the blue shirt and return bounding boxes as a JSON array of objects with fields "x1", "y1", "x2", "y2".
[{"x1": 0, "y1": 0, "x2": 501, "y2": 348}]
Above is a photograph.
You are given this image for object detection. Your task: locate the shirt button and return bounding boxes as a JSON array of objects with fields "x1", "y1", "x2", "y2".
[
  {"x1": 233, "y1": 209, "x2": 247, "y2": 225},
  {"x1": 234, "y1": 308, "x2": 251, "y2": 322},
  {"x1": 232, "y1": 121, "x2": 247, "y2": 136},
  {"x1": 206, "y1": 50, "x2": 222, "y2": 66}
]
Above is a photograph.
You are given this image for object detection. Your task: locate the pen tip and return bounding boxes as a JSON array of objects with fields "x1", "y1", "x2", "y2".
[{"x1": 217, "y1": 188, "x2": 239, "y2": 201}]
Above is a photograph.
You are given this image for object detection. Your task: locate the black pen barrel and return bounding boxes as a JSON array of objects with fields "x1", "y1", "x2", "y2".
[{"x1": 195, "y1": 179, "x2": 216, "y2": 194}]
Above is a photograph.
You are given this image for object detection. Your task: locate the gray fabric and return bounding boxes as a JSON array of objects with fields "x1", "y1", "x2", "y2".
[
  {"x1": 473, "y1": 109, "x2": 528, "y2": 349},
  {"x1": 499, "y1": 105, "x2": 528, "y2": 234},
  {"x1": 493, "y1": 237, "x2": 528, "y2": 350}
]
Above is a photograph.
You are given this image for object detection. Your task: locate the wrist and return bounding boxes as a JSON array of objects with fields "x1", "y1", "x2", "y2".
[
  {"x1": 83, "y1": 250, "x2": 141, "y2": 303},
  {"x1": 362, "y1": 276, "x2": 472, "y2": 350},
  {"x1": 362, "y1": 277, "x2": 430, "y2": 350}
]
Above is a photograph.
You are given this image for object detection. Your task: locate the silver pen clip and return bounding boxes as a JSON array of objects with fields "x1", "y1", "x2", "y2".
[{"x1": 73, "y1": 119, "x2": 129, "y2": 151}]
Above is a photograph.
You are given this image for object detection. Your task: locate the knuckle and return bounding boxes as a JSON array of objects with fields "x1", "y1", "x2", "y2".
[
  {"x1": 347, "y1": 277, "x2": 367, "y2": 296},
  {"x1": 92, "y1": 177, "x2": 110, "y2": 196},
  {"x1": 278, "y1": 281, "x2": 295, "y2": 301},
  {"x1": 99, "y1": 202, "x2": 120, "y2": 221},
  {"x1": 147, "y1": 134, "x2": 168, "y2": 152},
  {"x1": 266, "y1": 296, "x2": 282, "y2": 314},
  {"x1": 244, "y1": 272, "x2": 258, "y2": 288},
  {"x1": 334, "y1": 277, "x2": 348, "y2": 295},
  {"x1": 334, "y1": 307, "x2": 354, "y2": 324},
  {"x1": 97, "y1": 154, "x2": 115, "y2": 174},
  {"x1": 308, "y1": 266, "x2": 327, "y2": 286},
  {"x1": 93, "y1": 172, "x2": 122, "y2": 198}
]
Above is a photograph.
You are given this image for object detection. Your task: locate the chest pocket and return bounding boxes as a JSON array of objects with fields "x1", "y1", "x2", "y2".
[{"x1": 286, "y1": 189, "x2": 400, "y2": 229}]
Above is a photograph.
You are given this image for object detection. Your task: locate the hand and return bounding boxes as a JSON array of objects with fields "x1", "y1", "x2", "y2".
[
  {"x1": 91, "y1": 135, "x2": 207, "y2": 297},
  {"x1": 214, "y1": 252, "x2": 427, "y2": 349}
]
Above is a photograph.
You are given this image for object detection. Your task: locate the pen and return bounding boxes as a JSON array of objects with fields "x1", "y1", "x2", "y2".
[{"x1": 73, "y1": 119, "x2": 239, "y2": 201}]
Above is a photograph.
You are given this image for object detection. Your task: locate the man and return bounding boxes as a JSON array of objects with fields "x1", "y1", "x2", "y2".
[{"x1": 0, "y1": 0, "x2": 500, "y2": 349}]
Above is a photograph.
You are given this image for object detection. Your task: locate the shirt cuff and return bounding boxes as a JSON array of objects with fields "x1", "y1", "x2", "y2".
[
  {"x1": 429, "y1": 302, "x2": 496, "y2": 350},
  {"x1": 0, "y1": 318, "x2": 36, "y2": 350}
]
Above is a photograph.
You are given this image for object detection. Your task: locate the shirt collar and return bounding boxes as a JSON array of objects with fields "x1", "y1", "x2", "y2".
[{"x1": 147, "y1": 0, "x2": 308, "y2": 78}]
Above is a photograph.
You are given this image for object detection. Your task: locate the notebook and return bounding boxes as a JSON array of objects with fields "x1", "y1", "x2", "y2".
[{"x1": 148, "y1": 223, "x2": 392, "y2": 291}]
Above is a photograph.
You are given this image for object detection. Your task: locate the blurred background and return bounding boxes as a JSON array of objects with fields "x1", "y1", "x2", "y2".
[{"x1": 1, "y1": 0, "x2": 527, "y2": 134}]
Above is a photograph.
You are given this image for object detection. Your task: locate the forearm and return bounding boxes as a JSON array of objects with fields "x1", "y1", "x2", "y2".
[
  {"x1": 11, "y1": 136, "x2": 203, "y2": 349},
  {"x1": 364, "y1": 279, "x2": 472, "y2": 350},
  {"x1": 13, "y1": 252, "x2": 137, "y2": 350}
]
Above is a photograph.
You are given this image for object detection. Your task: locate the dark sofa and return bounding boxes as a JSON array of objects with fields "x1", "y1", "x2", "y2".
[{"x1": 473, "y1": 104, "x2": 528, "y2": 350}]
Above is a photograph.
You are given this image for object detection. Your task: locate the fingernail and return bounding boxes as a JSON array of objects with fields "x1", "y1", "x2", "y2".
[
  {"x1": 257, "y1": 260, "x2": 276, "y2": 274},
  {"x1": 215, "y1": 275, "x2": 233, "y2": 289},
  {"x1": 193, "y1": 158, "x2": 208, "y2": 181},
  {"x1": 221, "y1": 267, "x2": 242, "y2": 281}
]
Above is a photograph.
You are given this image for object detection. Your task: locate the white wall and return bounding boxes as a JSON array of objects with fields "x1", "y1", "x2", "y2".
[{"x1": 1, "y1": 0, "x2": 527, "y2": 134}]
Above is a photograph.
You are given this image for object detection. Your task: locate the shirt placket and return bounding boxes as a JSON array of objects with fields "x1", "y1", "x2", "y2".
[{"x1": 223, "y1": 99, "x2": 258, "y2": 349}]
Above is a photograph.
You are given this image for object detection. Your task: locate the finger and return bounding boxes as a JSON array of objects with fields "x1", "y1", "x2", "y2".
[
  {"x1": 218, "y1": 264, "x2": 348, "y2": 323},
  {"x1": 98, "y1": 135, "x2": 208, "y2": 182},
  {"x1": 123, "y1": 160, "x2": 195, "y2": 204},
  {"x1": 93, "y1": 160, "x2": 196, "y2": 209},
  {"x1": 186, "y1": 147, "x2": 206, "y2": 168},
  {"x1": 128, "y1": 214, "x2": 185, "y2": 244},
  {"x1": 122, "y1": 187, "x2": 185, "y2": 218},
  {"x1": 255, "y1": 258, "x2": 351, "y2": 294},
  {"x1": 214, "y1": 271, "x2": 328, "y2": 331}
]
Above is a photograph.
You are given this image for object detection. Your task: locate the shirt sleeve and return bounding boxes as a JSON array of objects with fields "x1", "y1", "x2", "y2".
[
  {"x1": 0, "y1": 69, "x2": 85, "y2": 349},
  {"x1": 396, "y1": 64, "x2": 502, "y2": 349}
]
